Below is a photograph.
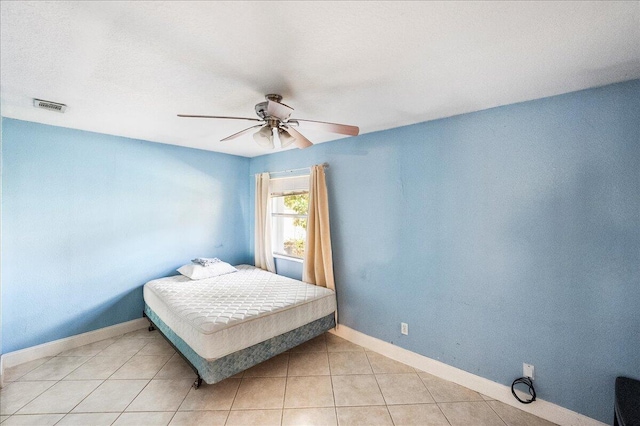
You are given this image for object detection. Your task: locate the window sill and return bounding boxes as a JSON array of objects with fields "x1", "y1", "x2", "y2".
[{"x1": 273, "y1": 253, "x2": 304, "y2": 263}]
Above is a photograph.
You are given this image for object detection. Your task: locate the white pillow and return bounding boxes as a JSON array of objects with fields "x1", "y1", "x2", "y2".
[{"x1": 177, "y1": 261, "x2": 238, "y2": 280}]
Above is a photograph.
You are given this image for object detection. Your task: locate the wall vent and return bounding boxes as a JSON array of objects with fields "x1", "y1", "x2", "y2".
[{"x1": 33, "y1": 99, "x2": 67, "y2": 113}]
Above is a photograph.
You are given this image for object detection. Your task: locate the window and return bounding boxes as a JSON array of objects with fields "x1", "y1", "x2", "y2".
[{"x1": 270, "y1": 176, "x2": 309, "y2": 260}]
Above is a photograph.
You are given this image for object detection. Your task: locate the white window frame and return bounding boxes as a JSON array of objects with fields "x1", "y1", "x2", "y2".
[{"x1": 269, "y1": 175, "x2": 309, "y2": 261}]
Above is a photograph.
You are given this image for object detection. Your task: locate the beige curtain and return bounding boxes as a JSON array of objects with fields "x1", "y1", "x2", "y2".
[
  {"x1": 255, "y1": 173, "x2": 275, "y2": 272},
  {"x1": 303, "y1": 165, "x2": 335, "y2": 292}
]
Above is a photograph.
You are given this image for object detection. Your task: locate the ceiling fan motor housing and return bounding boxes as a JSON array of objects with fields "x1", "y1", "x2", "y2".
[{"x1": 265, "y1": 94, "x2": 283, "y2": 103}]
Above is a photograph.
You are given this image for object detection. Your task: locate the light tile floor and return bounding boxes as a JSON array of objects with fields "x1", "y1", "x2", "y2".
[{"x1": 1, "y1": 330, "x2": 557, "y2": 426}]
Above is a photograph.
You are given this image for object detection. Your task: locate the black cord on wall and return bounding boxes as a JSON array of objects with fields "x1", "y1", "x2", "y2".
[{"x1": 511, "y1": 377, "x2": 537, "y2": 404}]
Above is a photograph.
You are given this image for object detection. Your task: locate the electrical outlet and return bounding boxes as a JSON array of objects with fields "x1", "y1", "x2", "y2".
[
  {"x1": 401, "y1": 322, "x2": 409, "y2": 335},
  {"x1": 523, "y1": 363, "x2": 534, "y2": 380}
]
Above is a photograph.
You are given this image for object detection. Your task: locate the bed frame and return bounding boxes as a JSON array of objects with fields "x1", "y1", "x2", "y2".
[{"x1": 143, "y1": 304, "x2": 335, "y2": 389}]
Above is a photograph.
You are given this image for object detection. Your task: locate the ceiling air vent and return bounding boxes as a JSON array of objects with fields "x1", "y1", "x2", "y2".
[{"x1": 33, "y1": 99, "x2": 67, "y2": 113}]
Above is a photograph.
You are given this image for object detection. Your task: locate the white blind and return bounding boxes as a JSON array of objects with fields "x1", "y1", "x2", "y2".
[{"x1": 269, "y1": 175, "x2": 309, "y2": 196}]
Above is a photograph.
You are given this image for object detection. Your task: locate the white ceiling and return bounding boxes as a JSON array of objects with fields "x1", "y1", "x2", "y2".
[{"x1": 1, "y1": 1, "x2": 639, "y2": 158}]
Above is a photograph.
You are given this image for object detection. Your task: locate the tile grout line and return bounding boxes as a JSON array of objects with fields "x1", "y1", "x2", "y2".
[
  {"x1": 326, "y1": 333, "x2": 339, "y2": 426},
  {"x1": 436, "y1": 402, "x2": 455, "y2": 426},
  {"x1": 225, "y1": 369, "x2": 243, "y2": 423},
  {"x1": 93, "y1": 333, "x2": 158, "y2": 425},
  {"x1": 295, "y1": 334, "x2": 335, "y2": 424},
  {"x1": 10, "y1": 333, "x2": 179, "y2": 423},
  {"x1": 280, "y1": 355, "x2": 289, "y2": 426},
  {"x1": 44, "y1": 333, "x2": 139, "y2": 425},
  {"x1": 47, "y1": 336, "x2": 114, "y2": 425},
  {"x1": 416, "y1": 371, "x2": 452, "y2": 424},
  {"x1": 367, "y1": 354, "x2": 396, "y2": 426},
  {"x1": 325, "y1": 334, "x2": 340, "y2": 425},
  {"x1": 51, "y1": 379, "x2": 106, "y2": 425},
  {"x1": 167, "y1": 376, "x2": 198, "y2": 426},
  {"x1": 106, "y1": 333, "x2": 161, "y2": 426},
  {"x1": 3, "y1": 357, "x2": 52, "y2": 383},
  {"x1": 98, "y1": 332, "x2": 142, "y2": 381},
  {"x1": 437, "y1": 400, "x2": 508, "y2": 426},
  {"x1": 483, "y1": 398, "x2": 511, "y2": 426},
  {"x1": 1, "y1": 380, "x2": 57, "y2": 417}
]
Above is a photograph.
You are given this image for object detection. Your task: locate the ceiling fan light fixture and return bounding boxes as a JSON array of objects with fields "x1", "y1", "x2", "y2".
[
  {"x1": 178, "y1": 94, "x2": 359, "y2": 150},
  {"x1": 278, "y1": 128, "x2": 297, "y2": 148},
  {"x1": 253, "y1": 126, "x2": 274, "y2": 149}
]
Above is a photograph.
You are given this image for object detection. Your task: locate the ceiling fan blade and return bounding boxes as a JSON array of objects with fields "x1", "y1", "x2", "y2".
[
  {"x1": 220, "y1": 124, "x2": 265, "y2": 141},
  {"x1": 284, "y1": 126, "x2": 313, "y2": 149},
  {"x1": 177, "y1": 114, "x2": 262, "y2": 122},
  {"x1": 294, "y1": 119, "x2": 359, "y2": 136},
  {"x1": 266, "y1": 100, "x2": 293, "y2": 120}
]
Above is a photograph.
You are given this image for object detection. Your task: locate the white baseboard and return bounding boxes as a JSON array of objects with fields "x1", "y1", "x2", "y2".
[
  {"x1": 330, "y1": 325, "x2": 606, "y2": 426},
  {"x1": 0, "y1": 318, "x2": 148, "y2": 372}
]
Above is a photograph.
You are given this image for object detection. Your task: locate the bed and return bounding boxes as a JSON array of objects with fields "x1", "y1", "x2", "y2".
[{"x1": 143, "y1": 264, "x2": 337, "y2": 388}]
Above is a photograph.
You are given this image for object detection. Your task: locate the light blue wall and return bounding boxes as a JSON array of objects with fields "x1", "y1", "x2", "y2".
[
  {"x1": 1, "y1": 119, "x2": 251, "y2": 353},
  {"x1": 250, "y1": 80, "x2": 640, "y2": 423},
  {"x1": 274, "y1": 257, "x2": 303, "y2": 281}
]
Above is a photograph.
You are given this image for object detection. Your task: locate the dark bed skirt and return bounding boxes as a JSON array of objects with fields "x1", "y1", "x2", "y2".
[{"x1": 144, "y1": 304, "x2": 336, "y2": 384}]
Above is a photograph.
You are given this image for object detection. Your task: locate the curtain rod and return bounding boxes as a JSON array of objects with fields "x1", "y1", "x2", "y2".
[{"x1": 251, "y1": 162, "x2": 329, "y2": 177}]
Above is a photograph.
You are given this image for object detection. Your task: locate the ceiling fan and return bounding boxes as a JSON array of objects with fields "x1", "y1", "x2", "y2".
[{"x1": 178, "y1": 94, "x2": 359, "y2": 149}]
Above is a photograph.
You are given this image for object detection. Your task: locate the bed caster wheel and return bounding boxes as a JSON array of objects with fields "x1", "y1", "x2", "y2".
[
  {"x1": 148, "y1": 325, "x2": 156, "y2": 332},
  {"x1": 193, "y1": 377, "x2": 202, "y2": 389}
]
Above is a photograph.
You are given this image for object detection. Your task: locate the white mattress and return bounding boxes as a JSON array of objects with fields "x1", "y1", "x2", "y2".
[{"x1": 143, "y1": 264, "x2": 337, "y2": 359}]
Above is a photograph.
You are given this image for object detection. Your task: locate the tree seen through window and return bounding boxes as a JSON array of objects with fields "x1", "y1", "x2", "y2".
[{"x1": 272, "y1": 193, "x2": 308, "y2": 258}]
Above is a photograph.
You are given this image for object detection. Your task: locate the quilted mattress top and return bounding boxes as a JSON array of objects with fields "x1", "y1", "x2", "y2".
[{"x1": 143, "y1": 264, "x2": 336, "y2": 335}]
